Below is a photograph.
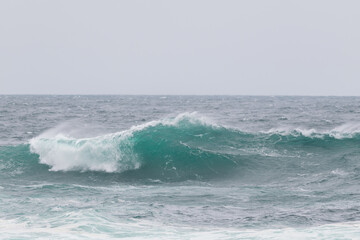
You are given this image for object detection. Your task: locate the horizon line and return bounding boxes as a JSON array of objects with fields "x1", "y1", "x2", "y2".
[{"x1": 0, "y1": 94, "x2": 359, "y2": 97}]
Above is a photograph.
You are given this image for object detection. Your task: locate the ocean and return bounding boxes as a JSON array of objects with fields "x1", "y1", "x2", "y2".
[{"x1": 1, "y1": 95, "x2": 360, "y2": 239}]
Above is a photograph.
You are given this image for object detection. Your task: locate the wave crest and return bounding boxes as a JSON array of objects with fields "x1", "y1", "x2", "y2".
[
  {"x1": 30, "y1": 133, "x2": 138, "y2": 172},
  {"x1": 265, "y1": 122, "x2": 360, "y2": 139}
]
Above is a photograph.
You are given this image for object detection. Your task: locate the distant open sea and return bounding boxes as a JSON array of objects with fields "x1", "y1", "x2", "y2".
[{"x1": 1, "y1": 95, "x2": 360, "y2": 239}]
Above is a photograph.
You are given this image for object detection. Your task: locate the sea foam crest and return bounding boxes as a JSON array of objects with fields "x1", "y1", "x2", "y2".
[
  {"x1": 329, "y1": 122, "x2": 360, "y2": 138},
  {"x1": 29, "y1": 133, "x2": 138, "y2": 172},
  {"x1": 265, "y1": 122, "x2": 360, "y2": 139},
  {"x1": 128, "y1": 112, "x2": 217, "y2": 132},
  {"x1": 29, "y1": 112, "x2": 215, "y2": 172}
]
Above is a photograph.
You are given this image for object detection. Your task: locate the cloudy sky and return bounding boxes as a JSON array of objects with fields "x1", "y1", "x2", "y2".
[{"x1": 0, "y1": 0, "x2": 359, "y2": 95}]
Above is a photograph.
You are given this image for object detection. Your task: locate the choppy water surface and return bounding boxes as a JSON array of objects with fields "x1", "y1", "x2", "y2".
[{"x1": 1, "y1": 95, "x2": 360, "y2": 239}]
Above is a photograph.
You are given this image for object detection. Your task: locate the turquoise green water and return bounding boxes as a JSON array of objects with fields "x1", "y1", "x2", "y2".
[{"x1": 1, "y1": 96, "x2": 360, "y2": 239}]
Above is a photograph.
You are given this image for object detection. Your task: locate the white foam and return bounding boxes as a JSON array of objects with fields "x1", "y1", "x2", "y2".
[
  {"x1": 329, "y1": 122, "x2": 360, "y2": 139},
  {"x1": 265, "y1": 122, "x2": 360, "y2": 139},
  {"x1": 264, "y1": 127, "x2": 322, "y2": 138},
  {"x1": 1, "y1": 218, "x2": 359, "y2": 240},
  {"x1": 128, "y1": 112, "x2": 218, "y2": 132},
  {"x1": 30, "y1": 132, "x2": 139, "y2": 172}
]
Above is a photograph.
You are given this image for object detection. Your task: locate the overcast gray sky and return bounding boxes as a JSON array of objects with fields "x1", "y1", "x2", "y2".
[{"x1": 0, "y1": 0, "x2": 359, "y2": 95}]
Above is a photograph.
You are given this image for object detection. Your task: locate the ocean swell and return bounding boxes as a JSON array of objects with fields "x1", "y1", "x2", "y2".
[
  {"x1": 28, "y1": 113, "x2": 240, "y2": 180},
  {"x1": 1, "y1": 112, "x2": 357, "y2": 181}
]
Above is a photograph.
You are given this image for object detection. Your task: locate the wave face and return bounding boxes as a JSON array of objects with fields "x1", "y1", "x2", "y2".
[
  {"x1": 27, "y1": 113, "x2": 242, "y2": 180},
  {"x1": 0, "y1": 113, "x2": 352, "y2": 181}
]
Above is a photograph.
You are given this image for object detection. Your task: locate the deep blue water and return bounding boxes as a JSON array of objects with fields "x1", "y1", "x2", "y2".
[{"x1": 1, "y1": 95, "x2": 360, "y2": 239}]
